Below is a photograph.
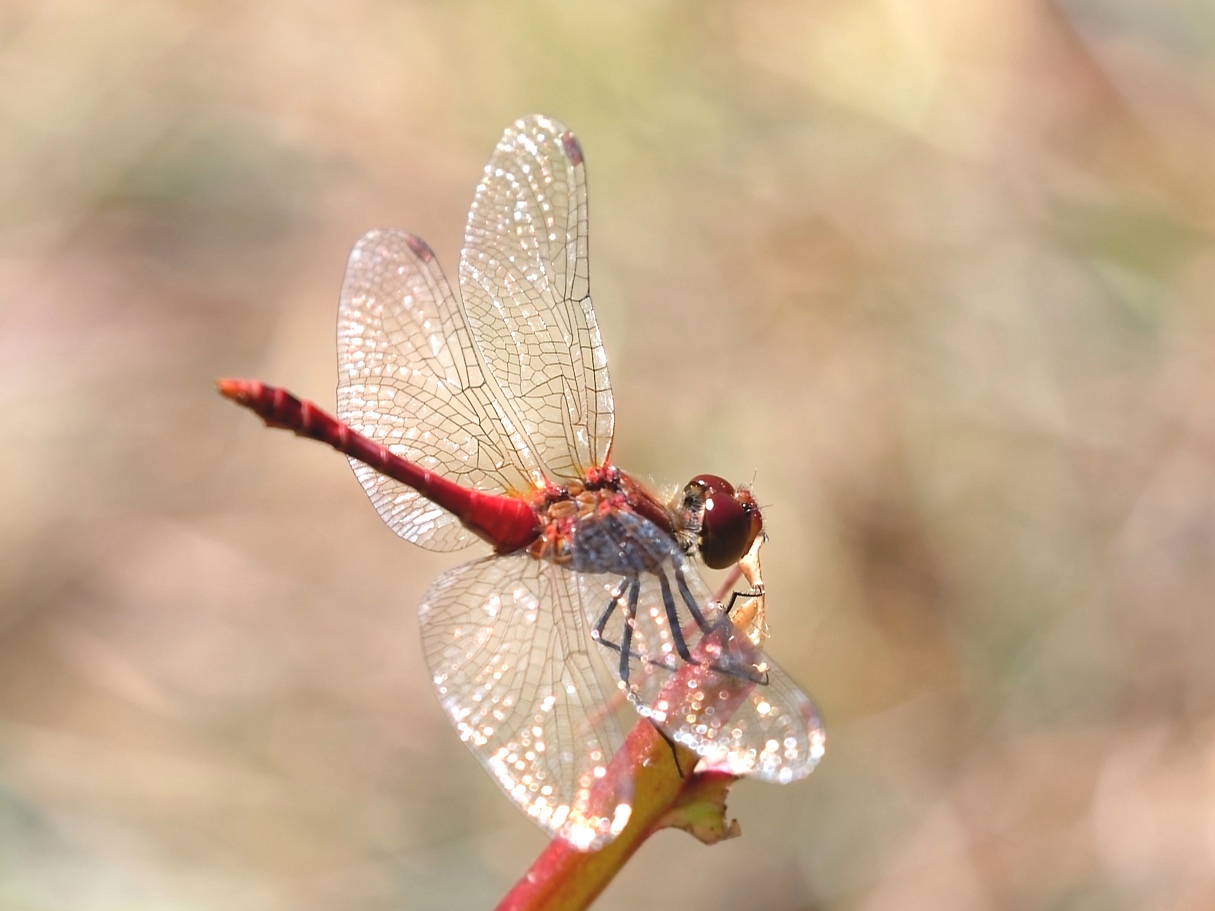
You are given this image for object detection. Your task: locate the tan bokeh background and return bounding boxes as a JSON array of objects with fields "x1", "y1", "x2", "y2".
[{"x1": 3, "y1": 2, "x2": 1214, "y2": 909}]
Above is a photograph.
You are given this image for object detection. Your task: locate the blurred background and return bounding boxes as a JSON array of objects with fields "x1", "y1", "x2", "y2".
[{"x1": 3, "y1": 1, "x2": 1214, "y2": 909}]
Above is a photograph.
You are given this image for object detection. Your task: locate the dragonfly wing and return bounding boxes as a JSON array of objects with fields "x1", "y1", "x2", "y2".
[
  {"x1": 458, "y1": 114, "x2": 614, "y2": 485},
  {"x1": 574, "y1": 515, "x2": 826, "y2": 784},
  {"x1": 338, "y1": 229, "x2": 540, "y2": 551},
  {"x1": 418, "y1": 552, "x2": 631, "y2": 850},
  {"x1": 693, "y1": 652, "x2": 827, "y2": 784}
]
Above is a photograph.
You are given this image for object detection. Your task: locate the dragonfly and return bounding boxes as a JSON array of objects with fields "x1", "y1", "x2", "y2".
[{"x1": 219, "y1": 114, "x2": 824, "y2": 851}]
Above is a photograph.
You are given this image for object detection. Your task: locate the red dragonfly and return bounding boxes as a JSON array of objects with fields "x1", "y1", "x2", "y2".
[{"x1": 220, "y1": 115, "x2": 824, "y2": 850}]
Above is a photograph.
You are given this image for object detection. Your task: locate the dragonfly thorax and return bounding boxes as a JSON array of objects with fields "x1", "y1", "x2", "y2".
[{"x1": 529, "y1": 483, "x2": 672, "y2": 576}]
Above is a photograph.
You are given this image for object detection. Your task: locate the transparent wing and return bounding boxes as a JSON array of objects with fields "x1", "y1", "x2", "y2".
[
  {"x1": 337, "y1": 229, "x2": 540, "y2": 552},
  {"x1": 459, "y1": 114, "x2": 614, "y2": 485},
  {"x1": 418, "y1": 552, "x2": 632, "y2": 851},
  {"x1": 573, "y1": 515, "x2": 826, "y2": 784}
]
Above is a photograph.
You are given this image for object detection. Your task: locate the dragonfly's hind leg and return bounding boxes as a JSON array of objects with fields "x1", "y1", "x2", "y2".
[
  {"x1": 617, "y1": 577, "x2": 640, "y2": 685},
  {"x1": 592, "y1": 577, "x2": 679, "y2": 685},
  {"x1": 590, "y1": 578, "x2": 633, "y2": 684}
]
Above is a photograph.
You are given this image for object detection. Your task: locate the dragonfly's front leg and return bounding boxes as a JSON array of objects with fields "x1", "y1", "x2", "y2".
[
  {"x1": 723, "y1": 587, "x2": 763, "y2": 615},
  {"x1": 724, "y1": 530, "x2": 769, "y2": 648},
  {"x1": 591, "y1": 577, "x2": 641, "y2": 685}
]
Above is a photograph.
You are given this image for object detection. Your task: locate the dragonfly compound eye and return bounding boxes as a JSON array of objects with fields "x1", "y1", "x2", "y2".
[{"x1": 682, "y1": 473, "x2": 764, "y2": 570}]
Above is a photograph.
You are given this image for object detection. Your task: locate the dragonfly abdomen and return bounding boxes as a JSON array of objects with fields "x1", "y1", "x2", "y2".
[{"x1": 217, "y1": 379, "x2": 542, "y2": 553}]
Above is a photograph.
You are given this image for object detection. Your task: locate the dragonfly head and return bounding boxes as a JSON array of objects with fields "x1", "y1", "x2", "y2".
[{"x1": 679, "y1": 474, "x2": 764, "y2": 570}]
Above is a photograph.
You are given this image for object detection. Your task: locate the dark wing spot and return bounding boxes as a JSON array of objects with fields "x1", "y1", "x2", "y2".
[
  {"x1": 405, "y1": 234, "x2": 436, "y2": 262},
  {"x1": 561, "y1": 131, "x2": 584, "y2": 166}
]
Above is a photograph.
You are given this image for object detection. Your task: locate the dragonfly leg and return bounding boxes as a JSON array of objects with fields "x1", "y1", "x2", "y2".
[
  {"x1": 651, "y1": 721, "x2": 689, "y2": 778},
  {"x1": 658, "y1": 570, "x2": 694, "y2": 663},
  {"x1": 590, "y1": 576, "x2": 641, "y2": 685},
  {"x1": 617, "y1": 577, "x2": 640, "y2": 686},
  {"x1": 591, "y1": 577, "x2": 678, "y2": 679},
  {"x1": 590, "y1": 578, "x2": 628, "y2": 644},
  {"x1": 673, "y1": 561, "x2": 769, "y2": 685},
  {"x1": 723, "y1": 587, "x2": 762, "y2": 615},
  {"x1": 736, "y1": 646, "x2": 770, "y2": 685},
  {"x1": 672, "y1": 559, "x2": 713, "y2": 633}
]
